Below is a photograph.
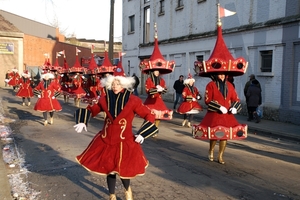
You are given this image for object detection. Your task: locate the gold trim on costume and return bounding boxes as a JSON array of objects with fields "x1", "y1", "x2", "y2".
[
  {"x1": 102, "y1": 118, "x2": 111, "y2": 138},
  {"x1": 119, "y1": 118, "x2": 126, "y2": 139}
]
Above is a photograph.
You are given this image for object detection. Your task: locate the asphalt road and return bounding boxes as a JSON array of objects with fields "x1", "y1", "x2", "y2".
[{"x1": 1, "y1": 89, "x2": 300, "y2": 200}]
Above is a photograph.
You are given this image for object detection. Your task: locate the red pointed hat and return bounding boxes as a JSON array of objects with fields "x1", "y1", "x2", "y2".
[
  {"x1": 114, "y1": 55, "x2": 126, "y2": 77},
  {"x1": 50, "y1": 52, "x2": 62, "y2": 72},
  {"x1": 42, "y1": 54, "x2": 52, "y2": 71},
  {"x1": 139, "y1": 23, "x2": 175, "y2": 74},
  {"x1": 196, "y1": 11, "x2": 248, "y2": 77},
  {"x1": 87, "y1": 54, "x2": 98, "y2": 74},
  {"x1": 97, "y1": 50, "x2": 116, "y2": 75},
  {"x1": 69, "y1": 48, "x2": 85, "y2": 74}
]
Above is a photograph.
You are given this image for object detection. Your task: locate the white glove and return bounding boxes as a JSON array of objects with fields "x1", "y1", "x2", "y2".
[
  {"x1": 60, "y1": 74, "x2": 64, "y2": 77},
  {"x1": 197, "y1": 95, "x2": 201, "y2": 100},
  {"x1": 192, "y1": 98, "x2": 196, "y2": 101},
  {"x1": 65, "y1": 85, "x2": 68, "y2": 88},
  {"x1": 157, "y1": 87, "x2": 164, "y2": 92},
  {"x1": 52, "y1": 96, "x2": 55, "y2": 99},
  {"x1": 37, "y1": 95, "x2": 41, "y2": 98},
  {"x1": 74, "y1": 123, "x2": 87, "y2": 133},
  {"x1": 135, "y1": 135, "x2": 144, "y2": 144},
  {"x1": 19, "y1": 83, "x2": 22, "y2": 85},
  {"x1": 219, "y1": 106, "x2": 228, "y2": 114},
  {"x1": 229, "y1": 107, "x2": 237, "y2": 114},
  {"x1": 87, "y1": 93, "x2": 90, "y2": 96}
]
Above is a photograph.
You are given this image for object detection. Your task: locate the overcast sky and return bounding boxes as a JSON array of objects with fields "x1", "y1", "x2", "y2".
[{"x1": 0, "y1": 0, "x2": 123, "y2": 41}]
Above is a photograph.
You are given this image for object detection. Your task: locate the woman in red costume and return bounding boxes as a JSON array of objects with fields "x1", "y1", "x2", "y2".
[
  {"x1": 69, "y1": 72, "x2": 86, "y2": 107},
  {"x1": 196, "y1": 74, "x2": 242, "y2": 164},
  {"x1": 73, "y1": 75, "x2": 158, "y2": 200},
  {"x1": 33, "y1": 72, "x2": 62, "y2": 126},
  {"x1": 15, "y1": 70, "x2": 34, "y2": 106},
  {"x1": 6, "y1": 67, "x2": 20, "y2": 91},
  {"x1": 144, "y1": 70, "x2": 172, "y2": 131},
  {"x1": 177, "y1": 74, "x2": 203, "y2": 128},
  {"x1": 193, "y1": 12, "x2": 248, "y2": 165}
]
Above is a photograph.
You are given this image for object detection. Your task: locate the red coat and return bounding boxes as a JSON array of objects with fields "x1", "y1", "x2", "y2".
[
  {"x1": 144, "y1": 77, "x2": 172, "y2": 119},
  {"x1": 76, "y1": 91, "x2": 155, "y2": 178},
  {"x1": 7, "y1": 72, "x2": 20, "y2": 86},
  {"x1": 33, "y1": 80, "x2": 62, "y2": 112},
  {"x1": 69, "y1": 75, "x2": 86, "y2": 98},
  {"x1": 15, "y1": 77, "x2": 34, "y2": 98},
  {"x1": 81, "y1": 76, "x2": 101, "y2": 103},
  {"x1": 177, "y1": 85, "x2": 202, "y2": 114}
]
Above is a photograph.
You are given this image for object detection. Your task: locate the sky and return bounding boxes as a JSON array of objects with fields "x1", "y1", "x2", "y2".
[{"x1": 0, "y1": 0, "x2": 123, "y2": 42}]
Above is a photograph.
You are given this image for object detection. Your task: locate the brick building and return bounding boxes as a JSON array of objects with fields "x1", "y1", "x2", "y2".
[{"x1": 0, "y1": 10, "x2": 122, "y2": 88}]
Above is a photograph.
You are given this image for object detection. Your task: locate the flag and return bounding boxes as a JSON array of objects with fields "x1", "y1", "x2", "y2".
[
  {"x1": 58, "y1": 50, "x2": 65, "y2": 55},
  {"x1": 104, "y1": 41, "x2": 106, "y2": 50},
  {"x1": 56, "y1": 52, "x2": 61, "y2": 57},
  {"x1": 43, "y1": 53, "x2": 49, "y2": 58},
  {"x1": 76, "y1": 47, "x2": 81, "y2": 54},
  {"x1": 219, "y1": 6, "x2": 236, "y2": 18}
]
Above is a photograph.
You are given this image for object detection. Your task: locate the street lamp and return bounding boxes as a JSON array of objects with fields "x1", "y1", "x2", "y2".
[{"x1": 109, "y1": 0, "x2": 115, "y2": 64}]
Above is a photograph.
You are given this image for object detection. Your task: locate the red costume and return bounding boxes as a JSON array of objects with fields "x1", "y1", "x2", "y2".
[
  {"x1": 33, "y1": 78, "x2": 62, "y2": 112},
  {"x1": 192, "y1": 7, "x2": 248, "y2": 164},
  {"x1": 177, "y1": 84, "x2": 202, "y2": 114},
  {"x1": 7, "y1": 69, "x2": 20, "y2": 88},
  {"x1": 69, "y1": 74, "x2": 86, "y2": 99},
  {"x1": 139, "y1": 23, "x2": 175, "y2": 122},
  {"x1": 144, "y1": 74, "x2": 172, "y2": 119},
  {"x1": 15, "y1": 76, "x2": 34, "y2": 98}
]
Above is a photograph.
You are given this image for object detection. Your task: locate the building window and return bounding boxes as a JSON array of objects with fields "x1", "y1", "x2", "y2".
[
  {"x1": 143, "y1": 7, "x2": 151, "y2": 43},
  {"x1": 144, "y1": 0, "x2": 150, "y2": 3},
  {"x1": 128, "y1": 15, "x2": 135, "y2": 33},
  {"x1": 178, "y1": 0, "x2": 183, "y2": 7},
  {"x1": 260, "y1": 50, "x2": 273, "y2": 72},
  {"x1": 196, "y1": 55, "x2": 204, "y2": 62},
  {"x1": 159, "y1": 0, "x2": 165, "y2": 15},
  {"x1": 197, "y1": 0, "x2": 206, "y2": 3}
]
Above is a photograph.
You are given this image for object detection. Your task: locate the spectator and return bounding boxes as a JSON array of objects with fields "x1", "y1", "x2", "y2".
[
  {"x1": 173, "y1": 75, "x2": 185, "y2": 109},
  {"x1": 244, "y1": 74, "x2": 261, "y2": 121},
  {"x1": 132, "y1": 73, "x2": 140, "y2": 96},
  {"x1": 246, "y1": 79, "x2": 262, "y2": 123}
]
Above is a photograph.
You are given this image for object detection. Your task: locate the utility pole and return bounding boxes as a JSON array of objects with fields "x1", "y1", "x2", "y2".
[{"x1": 109, "y1": 0, "x2": 115, "y2": 64}]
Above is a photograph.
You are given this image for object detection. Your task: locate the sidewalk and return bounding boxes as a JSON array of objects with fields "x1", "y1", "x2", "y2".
[{"x1": 0, "y1": 89, "x2": 299, "y2": 200}]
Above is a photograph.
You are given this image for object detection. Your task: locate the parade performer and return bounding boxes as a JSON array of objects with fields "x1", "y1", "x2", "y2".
[
  {"x1": 82, "y1": 54, "x2": 101, "y2": 105},
  {"x1": 33, "y1": 71, "x2": 62, "y2": 126},
  {"x1": 69, "y1": 48, "x2": 86, "y2": 107},
  {"x1": 15, "y1": 70, "x2": 34, "y2": 106},
  {"x1": 177, "y1": 74, "x2": 203, "y2": 128},
  {"x1": 139, "y1": 23, "x2": 175, "y2": 136},
  {"x1": 192, "y1": 4, "x2": 248, "y2": 164},
  {"x1": 59, "y1": 51, "x2": 72, "y2": 103},
  {"x1": 6, "y1": 67, "x2": 20, "y2": 91},
  {"x1": 73, "y1": 75, "x2": 158, "y2": 200}
]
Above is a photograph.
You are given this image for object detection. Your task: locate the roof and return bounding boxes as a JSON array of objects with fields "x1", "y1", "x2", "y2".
[{"x1": 0, "y1": 14, "x2": 22, "y2": 33}]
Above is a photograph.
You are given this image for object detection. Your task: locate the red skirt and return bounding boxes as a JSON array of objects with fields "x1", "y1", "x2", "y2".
[
  {"x1": 16, "y1": 87, "x2": 34, "y2": 98},
  {"x1": 76, "y1": 132, "x2": 149, "y2": 178},
  {"x1": 34, "y1": 98, "x2": 62, "y2": 112},
  {"x1": 177, "y1": 101, "x2": 202, "y2": 114}
]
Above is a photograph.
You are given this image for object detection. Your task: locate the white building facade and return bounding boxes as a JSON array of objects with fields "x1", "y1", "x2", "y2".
[{"x1": 122, "y1": 0, "x2": 300, "y2": 125}]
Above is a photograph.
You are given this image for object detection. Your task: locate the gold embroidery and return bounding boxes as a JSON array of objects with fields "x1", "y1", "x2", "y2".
[
  {"x1": 102, "y1": 118, "x2": 111, "y2": 138},
  {"x1": 119, "y1": 118, "x2": 127, "y2": 139}
]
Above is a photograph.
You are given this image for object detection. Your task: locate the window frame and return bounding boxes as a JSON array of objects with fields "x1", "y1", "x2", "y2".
[
  {"x1": 128, "y1": 15, "x2": 135, "y2": 34},
  {"x1": 260, "y1": 50, "x2": 273, "y2": 73}
]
